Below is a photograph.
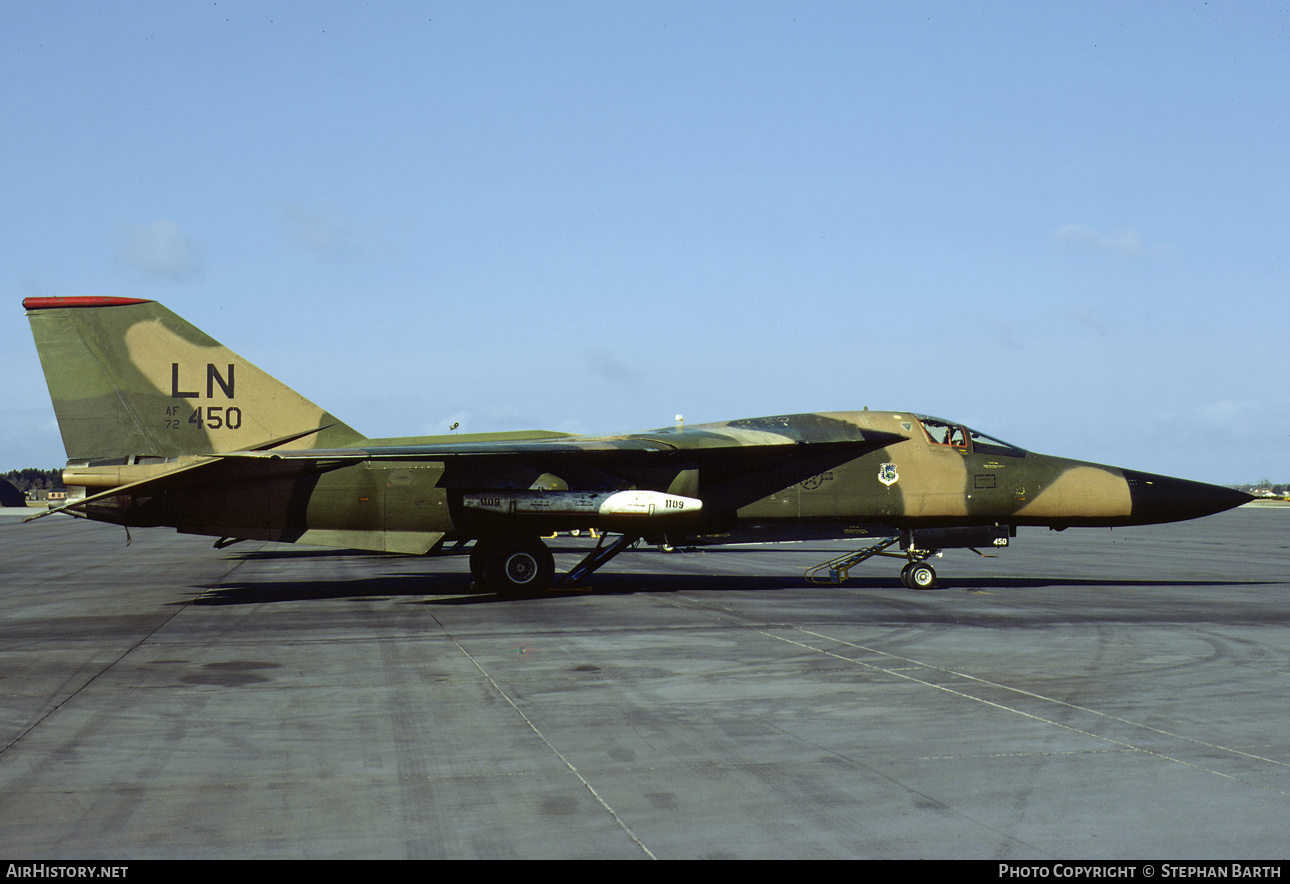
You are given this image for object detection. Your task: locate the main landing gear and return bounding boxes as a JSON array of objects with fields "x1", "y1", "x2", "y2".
[
  {"x1": 469, "y1": 532, "x2": 640, "y2": 595},
  {"x1": 469, "y1": 534, "x2": 555, "y2": 595}
]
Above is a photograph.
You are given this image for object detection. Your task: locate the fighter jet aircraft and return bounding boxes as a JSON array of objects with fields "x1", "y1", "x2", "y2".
[{"x1": 23, "y1": 297, "x2": 1252, "y2": 593}]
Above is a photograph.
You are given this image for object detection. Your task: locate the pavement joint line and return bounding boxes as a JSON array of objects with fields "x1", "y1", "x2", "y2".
[
  {"x1": 0, "y1": 548, "x2": 253, "y2": 759},
  {"x1": 762, "y1": 626, "x2": 1290, "y2": 797},
  {"x1": 793, "y1": 626, "x2": 1290, "y2": 772},
  {"x1": 433, "y1": 617, "x2": 658, "y2": 860}
]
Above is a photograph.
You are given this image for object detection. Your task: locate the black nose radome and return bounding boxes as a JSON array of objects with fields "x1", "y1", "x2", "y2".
[{"x1": 1123, "y1": 470, "x2": 1254, "y2": 525}]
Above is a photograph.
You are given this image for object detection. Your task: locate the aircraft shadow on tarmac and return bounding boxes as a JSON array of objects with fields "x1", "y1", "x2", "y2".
[
  {"x1": 421, "y1": 573, "x2": 1258, "y2": 606},
  {"x1": 192, "y1": 569, "x2": 804, "y2": 605},
  {"x1": 191, "y1": 563, "x2": 1257, "y2": 607}
]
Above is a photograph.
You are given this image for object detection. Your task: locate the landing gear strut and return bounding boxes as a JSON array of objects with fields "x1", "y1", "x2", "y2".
[{"x1": 560, "y1": 533, "x2": 640, "y2": 588}]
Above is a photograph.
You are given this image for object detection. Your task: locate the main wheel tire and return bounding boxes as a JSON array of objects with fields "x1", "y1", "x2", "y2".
[{"x1": 480, "y1": 535, "x2": 555, "y2": 595}]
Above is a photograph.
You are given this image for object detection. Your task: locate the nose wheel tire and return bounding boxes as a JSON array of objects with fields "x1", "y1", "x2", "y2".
[{"x1": 900, "y1": 561, "x2": 937, "y2": 589}]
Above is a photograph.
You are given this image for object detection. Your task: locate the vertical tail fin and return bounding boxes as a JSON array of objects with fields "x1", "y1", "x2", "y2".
[{"x1": 24, "y1": 297, "x2": 365, "y2": 461}]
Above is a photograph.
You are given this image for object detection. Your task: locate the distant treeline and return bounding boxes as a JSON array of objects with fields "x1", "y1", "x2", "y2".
[
  {"x1": 1238, "y1": 482, "x2": 1288, "y2": 495},
  {"x1": 3, "y1": 468, "x2": 64, "y2": 492}
]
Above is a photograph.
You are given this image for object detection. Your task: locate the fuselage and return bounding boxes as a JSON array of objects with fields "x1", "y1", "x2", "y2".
[
  {"x1": 61, "y1": 410, "x2": 1250, "y2": 554},
  {"x1": 26, "y1": 298, "x2": 1252, "y2": 593}
]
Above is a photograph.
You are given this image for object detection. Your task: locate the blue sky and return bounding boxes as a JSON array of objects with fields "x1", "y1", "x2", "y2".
[{"x1": 3, "y1": 1, "x2": 1286, "y2": 484}]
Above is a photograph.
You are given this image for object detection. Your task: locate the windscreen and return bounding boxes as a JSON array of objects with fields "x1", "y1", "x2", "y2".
[{"x1": 914, "y1": 415, "x2": 1027, "y2": 458}]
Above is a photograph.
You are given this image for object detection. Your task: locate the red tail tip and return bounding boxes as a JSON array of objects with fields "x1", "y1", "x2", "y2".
[{"x1": 23, "y1": 297, "x2": 154, "y2": 310}]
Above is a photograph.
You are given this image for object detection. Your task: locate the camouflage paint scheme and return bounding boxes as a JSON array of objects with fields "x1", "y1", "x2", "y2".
[{"x1": 24, "y1": 298, "x2": 1252, "y2": 593}]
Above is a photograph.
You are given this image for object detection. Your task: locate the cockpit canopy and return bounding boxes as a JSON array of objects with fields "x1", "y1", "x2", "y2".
[{"x1": 913, "y1": 415, "x2": 1027, "y2": 458}]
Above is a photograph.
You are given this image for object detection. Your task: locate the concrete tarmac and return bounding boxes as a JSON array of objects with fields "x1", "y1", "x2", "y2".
[{"x1": 1, "y1": 506, "x2": 1287, "y2": 859}]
